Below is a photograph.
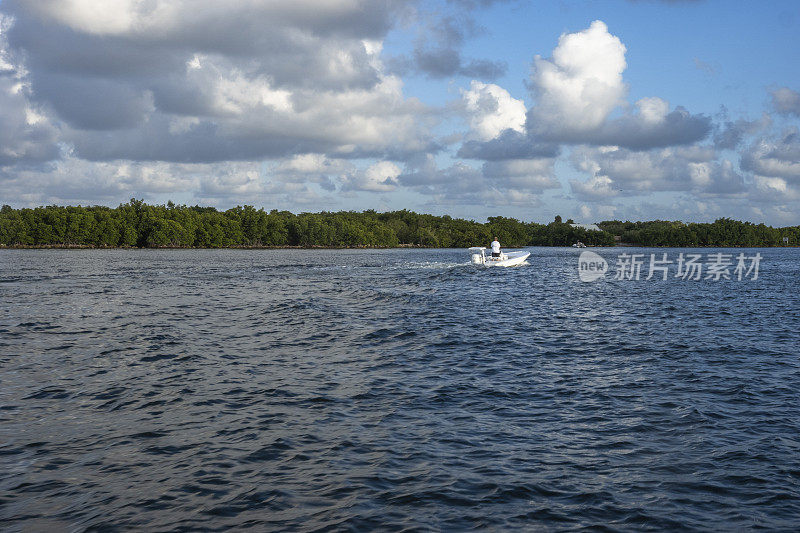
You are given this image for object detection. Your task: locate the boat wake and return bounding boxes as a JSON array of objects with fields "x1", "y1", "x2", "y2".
[{"x1": 398, "y1": 261, "x2": 471, "y2": 270}]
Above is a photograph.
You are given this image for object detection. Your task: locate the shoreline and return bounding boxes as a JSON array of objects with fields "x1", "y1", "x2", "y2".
[{"x1": 1, "y1": 244, "x2": 796, "y2": 250}]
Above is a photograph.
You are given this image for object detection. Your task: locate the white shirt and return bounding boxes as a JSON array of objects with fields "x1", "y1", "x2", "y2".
[{"x1": 491, "y1": 240, "x2": 500, "y2": 253}]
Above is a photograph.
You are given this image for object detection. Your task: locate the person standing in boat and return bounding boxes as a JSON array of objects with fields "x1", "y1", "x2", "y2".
[{"x1": 490, "y1": 237, "x2": 501, "y2": 258}]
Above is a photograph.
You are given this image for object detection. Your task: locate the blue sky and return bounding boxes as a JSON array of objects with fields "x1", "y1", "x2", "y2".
[
  {"x1": 1, "y1": 0, "x2": 799, "y2": 224},
  {"x1": 393, "y1": 1, "x2": 799, "y2": 113}
]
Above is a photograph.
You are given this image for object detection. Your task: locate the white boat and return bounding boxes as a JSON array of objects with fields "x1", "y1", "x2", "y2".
[
  {"x1": 469, "y1": 247, "x2": 530, "y2": 267},
  {"x1": 572, "y1": 241, "x2": 587, "y2": 248}
]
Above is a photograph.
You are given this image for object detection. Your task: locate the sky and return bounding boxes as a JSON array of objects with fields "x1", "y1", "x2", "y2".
[{"x1": 0, "y1": 0, "x2": 799, "y2": 225}]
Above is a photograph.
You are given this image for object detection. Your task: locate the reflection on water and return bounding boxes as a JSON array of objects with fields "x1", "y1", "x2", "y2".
[{"x1": 1, "y1": 248, "x2": 799, "y2": 530}]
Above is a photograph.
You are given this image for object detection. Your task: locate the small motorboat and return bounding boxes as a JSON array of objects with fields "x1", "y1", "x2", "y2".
[
  {"x1": 469, "y1": 247, "x2": 530, "y2": 267},
  {"x1": 572, "y1": 241, "x2": 587, "y2": 248}
]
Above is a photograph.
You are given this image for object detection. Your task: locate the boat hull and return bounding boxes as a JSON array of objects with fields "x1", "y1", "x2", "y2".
[{"x1": 483, "y1": 251, "x2": 530, "y2": 267}]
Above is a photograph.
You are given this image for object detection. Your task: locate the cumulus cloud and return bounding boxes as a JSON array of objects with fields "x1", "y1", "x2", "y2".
[
  {"x1": 462, "y1": 80, "x2": 526, "y2": 141},
  {"x1": 589, "y1": 105, "x2": 711, "y2": 150},
  {"x1": 481, "y1": 158, "x2": 559, "y2": 190},
  {"x1": 457, "y1": 82, "x2": 560, "y2": 163},
  {"x1": 396, "y1": 151, "x2": 558, "y2": 208},
  {"x1": 713, "y1": 113, "x2": 771, "y2": 150},
  {"x1": 526, "y1": 20, "x2": 710, "y2": 150},
  {"x1": 2, "y1": 0, "x2": 434, "y2": 165},
  {"x1": 269, "y1": 154, "x2": 351, "y2": 191},
  {"x1": 529, "y1": 20, "x2": 627, "y2": 133},
  {"x1": 0, "y1": 15, "x2": 60, "y2": 167},
  {"x1": 457, "y1": 130, "x2": 559, "y2": 160},
  {"x1": 570, "y1": 174, "x2": 617, "y2": 200},
  {"x1": 741, "y1": 129, "x2": 800, "y2": 182},
  {"x1": 342, "y1": 161, "x2": 401, "y2": 192},
  {"x1": 65, "y1": 72, "x2": 434, "y2": 163},
  {"x1": 399, "y1": 155, "x2": 480, "y2": 190},
  {"x1": 450, "y1": 19, "x2": 719, "y2": 211},
  {"x1": 0, "y1": 152, "x2": 351, "y2": 209},
  {"x1": 575, "y1": 203, "x2": 617, "y2": 221},
  {"x1": 9, "y1": 0, "x2": 395, "y2": 90},
  {"x1": 569, "y1": 145, "x2": 746, "y2": 198},
  {"x1": 0, "y1": 3, "x2": 797, "y2": 224},
  {"x1": 0, "y1": 155, "x2": 234, "y2": 206}
]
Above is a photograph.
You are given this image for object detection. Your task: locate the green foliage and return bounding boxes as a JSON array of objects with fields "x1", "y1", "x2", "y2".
[
  {"x1": 597, "y1": 218, "x2": 800, "y2": 247},
  {"x1": 0, "y1": 200, "x2": 795, "y2": 248}
]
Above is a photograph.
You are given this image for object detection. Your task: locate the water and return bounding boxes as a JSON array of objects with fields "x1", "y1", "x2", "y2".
[{"x1": 1, "y1": 247, "x2": 799, "y2": 531}]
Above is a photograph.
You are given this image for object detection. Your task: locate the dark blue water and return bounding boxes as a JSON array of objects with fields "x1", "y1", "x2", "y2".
[{"x1": 1, "y1": 248, "x2": 799, "y2": 531}]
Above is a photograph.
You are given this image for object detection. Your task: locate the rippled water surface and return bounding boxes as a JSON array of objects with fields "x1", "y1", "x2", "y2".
[{"x1": 1, "y1": 248, "x2": 799, "y2": 531}]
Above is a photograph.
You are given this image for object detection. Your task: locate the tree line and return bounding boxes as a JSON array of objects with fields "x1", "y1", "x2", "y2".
[
  {"x1": 0, "y1": 201, "x2": 796, "y2": 248},
  {"x1": 597, "y1": 218, "x2": 799, "y2": 247}
]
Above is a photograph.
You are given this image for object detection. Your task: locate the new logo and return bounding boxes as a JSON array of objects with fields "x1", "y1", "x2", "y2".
[{"x1": 578, "y1": 251, "x2": 608, "y2": 282}]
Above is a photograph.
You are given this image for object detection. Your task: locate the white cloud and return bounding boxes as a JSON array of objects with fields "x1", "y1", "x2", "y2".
[
  {"x1": 525, "y1": 21, "x2": 710, "y2": 150},
  {"x1": 637, "y1": 97, "x2": 669, "y2": 124},
  {"x1": 570, "y1": 174, "x2": 617, "y2": 199},
  {"x1": 755, "y1": 175, "x2": 788, "y2": 194},
  {"x1": 0, "y1": 5, "x2": 797, "y2": 224},
  {"x1": 198, "y1": 167, "x2": 263, "y2": 199},
  {"x1": 481, "y1": 158, "x2": 559, "y2": 190},
  {"x1": 276, "y1": 154, "x2": 340, "y2": 175},
  {"x1": 24, "y1": 0, "x2": 149, "y2": 35},
  {"x1": 530, "y1": 20, "x2": 627, "y2": 132},
  {"x1": 3, "y1": 0, "x2": 434, "y2": 164},
  {"x1": 0, "y1": 14, "x2": 59, "y2": 166},
  {"x1": 569, "y1": 145, "x2": 745, "y2": 197},
  {"x1": 688, "y1": 161, "x2": 712, "y2": 187},
  {"x1": 741, "y1": 130, "x2": 800, "y2": 182},
  {"x1": 22, "y1": 1, "x2": 390, "y2": 40},
  {"x1": 462, "y1": 80, "x2": 526, "y2": 141},
  {"x1": 347, "y1": 160, "x2": 401, "y2": 192}
]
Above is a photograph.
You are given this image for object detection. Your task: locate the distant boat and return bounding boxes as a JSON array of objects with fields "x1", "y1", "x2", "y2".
[
  {"x1": 572, "y1": 241, "x2": 587, "y2": 248},
  {"x1": 468, "y1": 247, "x2": 530, "y2": 267}
]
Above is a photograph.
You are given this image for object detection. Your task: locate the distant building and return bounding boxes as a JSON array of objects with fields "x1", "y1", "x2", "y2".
[{"x1": 570, "y1": 223, "x2": 602, "y2": 232}]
